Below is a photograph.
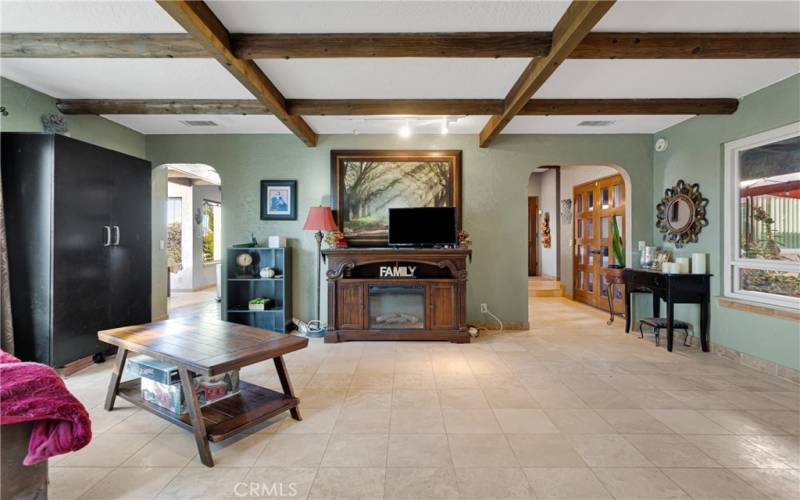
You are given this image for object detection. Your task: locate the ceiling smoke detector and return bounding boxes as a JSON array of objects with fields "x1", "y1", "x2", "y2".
[
  {"x1": 180, "y1": 120, "x2": 218, "y2": 127},
  {"x1": 577, "y1": 120, "x2": 616, "y2": 127}
]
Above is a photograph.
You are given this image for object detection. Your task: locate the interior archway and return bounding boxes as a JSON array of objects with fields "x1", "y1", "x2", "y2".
[
  {"x1": 526, "y1": 164, "x2": 633, "y2": 323},
  {"x1": 151, "y1": 163, "x2": 222, "y2": 321}
]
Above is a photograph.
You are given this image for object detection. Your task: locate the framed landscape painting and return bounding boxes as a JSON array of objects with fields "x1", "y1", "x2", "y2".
[
  {"x1": 260, "y1": 180, "x2": 297, "y2": 220},
  {"x1": 330, "y1": 150, "x2": 462, "y2": 245}
]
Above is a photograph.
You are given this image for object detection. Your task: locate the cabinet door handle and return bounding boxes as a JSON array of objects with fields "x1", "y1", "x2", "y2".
[
  {"x1": 103, "y1": 226, "x2": 111, "y2": 247},
  {"x1": 113, "y1": 226, "x2": 120, "y2": 246}
]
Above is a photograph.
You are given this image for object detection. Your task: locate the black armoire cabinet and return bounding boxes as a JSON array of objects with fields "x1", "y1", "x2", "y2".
[{"x1": 2, "y1": 133, "x2": 151, "y2": 367}]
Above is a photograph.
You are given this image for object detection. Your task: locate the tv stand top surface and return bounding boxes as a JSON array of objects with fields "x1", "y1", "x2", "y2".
[{"x1": 323, "y1": 247, "x2": 470, "y2": 256}]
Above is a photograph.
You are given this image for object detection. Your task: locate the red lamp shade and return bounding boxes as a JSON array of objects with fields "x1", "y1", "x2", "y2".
[{"x1": 303, "y1": 206, "x2": 338, "y2": 231}]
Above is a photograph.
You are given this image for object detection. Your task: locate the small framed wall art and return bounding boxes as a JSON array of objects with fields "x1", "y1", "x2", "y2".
[{"x1": 260, "y1": 180, "x2": 297, "y2": 220}]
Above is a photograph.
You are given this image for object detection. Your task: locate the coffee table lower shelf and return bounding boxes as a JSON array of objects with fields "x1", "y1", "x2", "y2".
[{"x1": 117, "y1": 379, "x2": 297, "y2": 442}]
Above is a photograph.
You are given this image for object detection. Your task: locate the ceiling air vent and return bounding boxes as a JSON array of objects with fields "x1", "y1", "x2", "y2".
[
  {"x1": 180, "y1": 120, "x2": 218, "y2": 127},
  {"x1": 577, "y1": 120, "x2": 615, "y2": 127}
]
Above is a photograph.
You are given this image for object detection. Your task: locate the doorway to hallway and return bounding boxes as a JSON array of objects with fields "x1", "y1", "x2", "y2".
[{"x1": 161, "y1": 163, "x2": 222, "y2": 320}]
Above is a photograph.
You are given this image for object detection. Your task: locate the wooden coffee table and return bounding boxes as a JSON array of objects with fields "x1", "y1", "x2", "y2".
[{"x1": 99, "y1": 317, "x2": 308, "y2": 467}]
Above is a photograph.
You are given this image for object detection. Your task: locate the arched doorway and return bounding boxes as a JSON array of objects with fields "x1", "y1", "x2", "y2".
[
  {"x1": 527, "y1": 164, "x2": 632, "y2": 319},
  {"x1": 152, "y1": 163, "x2": 222, "y2": 320}
]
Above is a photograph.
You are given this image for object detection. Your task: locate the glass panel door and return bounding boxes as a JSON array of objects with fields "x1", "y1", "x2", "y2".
[{"x1": 573, "y1": 173, "x2": 626, "y2": 311}]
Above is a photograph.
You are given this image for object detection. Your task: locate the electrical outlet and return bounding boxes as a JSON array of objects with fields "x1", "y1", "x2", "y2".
[{"x1": 480, "y1": 303, "x2": 488, "y2": 313}]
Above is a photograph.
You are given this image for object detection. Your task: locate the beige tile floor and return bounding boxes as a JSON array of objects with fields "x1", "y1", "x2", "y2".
[{"x1": 49, "y1": 297, "x2": 799, "y2": 499}]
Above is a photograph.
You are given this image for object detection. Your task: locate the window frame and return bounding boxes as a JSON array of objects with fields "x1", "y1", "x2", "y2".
[{"x1": 723, "y1": 121, "x2": 800, "y2": 310}]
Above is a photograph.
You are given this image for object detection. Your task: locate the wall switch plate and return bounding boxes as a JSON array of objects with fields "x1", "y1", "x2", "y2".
[
  {"x1": 638, "y1": 241, "x2": 646, "y2": 251},
  {"x1": 480, "y1": 303, "x2": 488, "y2": 313},
  {"x1": 159, "y1": 240, "x2": 165, "y2": 250}
]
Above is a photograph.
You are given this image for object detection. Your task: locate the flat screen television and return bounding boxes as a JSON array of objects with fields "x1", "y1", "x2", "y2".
[{"x1": 388, "y1": 207, "x2": 457, "y2": 247}]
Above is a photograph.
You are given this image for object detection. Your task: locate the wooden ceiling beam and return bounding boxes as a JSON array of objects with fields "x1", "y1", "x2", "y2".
[
  {"x1": 56, "y1": 99, "x2": 267, "y2": 115},
  {"x1": 56, "y1": 98, "x2": 739, "y2": 116},
  {"x1": 0, "y1": 33, "x2": 206, "y2": 58},
  {"x1": 287, "y1": 99, "x2": 503, "y2": 116},
  {"x1": 3, "y1": 32, "x2": 797, "y2": 59},
  {"x1": 233, "y1": 32, "x2": 551, "y2": 58},
  {"x1": 479, "y1": 0, "x2": 616, "y2": 147},
  {"x1": 521, "y1": 98, "x2": 739, "y2": 115},
  {"x1": 573, "y1": 32, "x2": 800, "y2": 59},
  {"x1": 155, "y1": 0, "x2": 317, "y2": 146}
]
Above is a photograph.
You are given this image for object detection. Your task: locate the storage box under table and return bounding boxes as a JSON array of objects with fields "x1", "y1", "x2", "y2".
[{"x1": 127, "y1": 356, "x2": 240, "y2": 414}]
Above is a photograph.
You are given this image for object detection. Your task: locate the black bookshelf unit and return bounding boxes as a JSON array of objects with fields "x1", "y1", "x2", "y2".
[{"x1": 226, "y1": 247, "x2": 292, "y2": 333}]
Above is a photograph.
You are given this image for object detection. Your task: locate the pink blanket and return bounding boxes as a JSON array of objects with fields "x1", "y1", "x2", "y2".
[{"x1": 0, "y1": 351, "x2": 92, "y2": 465}]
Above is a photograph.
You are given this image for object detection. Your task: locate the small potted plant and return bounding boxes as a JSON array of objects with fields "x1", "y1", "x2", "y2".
[
  {"x1": 248, "y1": 297, "x2": 272, "y2": 311},
  {"x1": 607, "y1": 217, "x2": 625, "y2": 281}
]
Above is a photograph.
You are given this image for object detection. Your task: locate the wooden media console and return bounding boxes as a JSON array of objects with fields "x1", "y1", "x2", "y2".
[{"x1": 323, "y1": 248, "x2": 471, "y2": 343}]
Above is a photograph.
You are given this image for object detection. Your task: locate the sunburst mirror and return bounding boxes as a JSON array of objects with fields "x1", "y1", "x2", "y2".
[{"x1": 656, "y1": 179, "x2": 709, "y2": 248}]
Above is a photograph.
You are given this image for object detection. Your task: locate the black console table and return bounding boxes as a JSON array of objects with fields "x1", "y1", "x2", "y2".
[{"x1": 623, "y1": 268, "x2": 712, "y2": 352}]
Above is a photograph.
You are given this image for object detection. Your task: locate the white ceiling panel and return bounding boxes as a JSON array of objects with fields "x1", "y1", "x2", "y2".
[
  {"x1": 208, "y1": 0, "x2": 568, "y2": 33},
  {"x1": 597, "y1": 0, "x2": 800, "y2": 32},
  {"x1": 0, "y1": 0, "x2": 184, "y2": 33},
  {"x1": 504, "y1": 115, "x2": 692, "y2": 134},
  {"x1": 0, "y1": 59, "x2": 251, "y2": 99},
  {"x1": 536, "y1": 59, "x2": 800, "y2": 99},
  {"x1": 305, "y1": 115, "x2": 490, "y2": 134},
  {"x1": 103, "y1": 114, "x2": 290, "y2": 134},
  {"x1": 256, "y1": 58, "x2": 530, "y2": 98}
]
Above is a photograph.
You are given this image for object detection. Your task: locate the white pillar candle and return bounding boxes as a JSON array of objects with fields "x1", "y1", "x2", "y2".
[
  {"x1": 662, "y1": 262, "x2": 677, "y2": 274},
  {"x1": 692, "y1": 253, "x2": 707, "y2": 274},
  {"x1": 676, "y1": 257, "x2": 690, "y2": 274}
]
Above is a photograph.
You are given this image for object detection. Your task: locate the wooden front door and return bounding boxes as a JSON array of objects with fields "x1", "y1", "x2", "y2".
[
  {"x1": 573, "y1": 174, "x2": 626, "y2": 311},
  {"x1": 528, "y1": 196, "x2": 538, "y2": 276}
]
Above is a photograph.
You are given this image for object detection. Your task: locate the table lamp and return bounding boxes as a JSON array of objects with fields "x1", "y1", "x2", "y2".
[{"x1": 303, "y1": 206, "x2": 338, "y2": 335}]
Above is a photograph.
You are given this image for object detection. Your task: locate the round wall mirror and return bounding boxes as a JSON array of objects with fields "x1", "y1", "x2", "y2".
[
  {"x1": 665, "y1": 195, "x2": 694, "y2": 233},
  {"x1": 656, "y1": 180, "x2": 708, "y2": 248}
]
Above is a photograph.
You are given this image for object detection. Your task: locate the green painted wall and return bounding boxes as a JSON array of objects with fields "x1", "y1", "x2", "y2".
[
  {"x1": 0, "y1": 77, "x2": 146, "y2": 159},
  {"x1": 653, "y1": 74, "x2": 800, "y2": 370},
  {"x1": 147, "y1": 134, "x2": 653, "y2": 324},
  {"x1": 151, "y1": 166, "x2": 169, "y2": 320},
  {"x1": 3, "y1": 75, "x2": 796, "y2": 370}
]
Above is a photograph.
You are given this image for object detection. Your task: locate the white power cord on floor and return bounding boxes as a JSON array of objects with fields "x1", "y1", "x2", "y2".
[{"x1": 482, "y1": 306, "x2": 504, "y2": 333}]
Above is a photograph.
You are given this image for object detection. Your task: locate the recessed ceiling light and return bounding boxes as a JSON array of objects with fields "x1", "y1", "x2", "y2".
[
  {"x1": 399, "y1": 121, "x2": 411, "y2": 137},
  {"x1": 441, "y1": 117, "x2": 449, "y2": 135}
]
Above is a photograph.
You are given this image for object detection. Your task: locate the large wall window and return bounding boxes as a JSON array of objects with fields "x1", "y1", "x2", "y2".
[
  {"x1": 724, "y1": 122, "x2": 800, "y2": 309},
  {"x1": 202, "y1": 200, "x2": 222, "y2": 263}
]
